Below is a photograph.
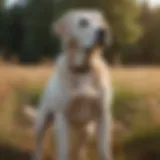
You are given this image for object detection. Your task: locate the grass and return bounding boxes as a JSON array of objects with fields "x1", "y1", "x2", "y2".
[
  {"x1": 0, "y1": 63, "x2": 160, "y2": 160},
  {"x1": 1, "y1": 64, "x2": 160, "y2": 97},
  {"x1": 124, "y1": 127, "x2": 160, "y2": 160}
]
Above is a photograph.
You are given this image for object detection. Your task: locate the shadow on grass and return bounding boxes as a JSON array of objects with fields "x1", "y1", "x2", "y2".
[{"x1": 0, "y1": 144, "x2": 31, "y2": 160}]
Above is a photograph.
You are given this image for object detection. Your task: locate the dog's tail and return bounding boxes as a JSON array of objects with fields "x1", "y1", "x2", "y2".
[
  {"x1": 23, "y1": 105, "x2": 37, "y2": 122},
  {"x1": 23, "y1": 105, "x2": 54, "y2": 129}
]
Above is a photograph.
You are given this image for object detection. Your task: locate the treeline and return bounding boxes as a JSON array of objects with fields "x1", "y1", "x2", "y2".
[{"x1": 0, "y1": 0, "x2": 159, "y2": 64}]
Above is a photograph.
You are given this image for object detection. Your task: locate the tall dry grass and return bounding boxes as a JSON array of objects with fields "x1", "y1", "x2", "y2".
[
  {"x1": 0, "y1": 63, "x2": 160, "y2": 160},
  {"x1": 1, "y1": 63, "x2": 160, "y2": 97}
]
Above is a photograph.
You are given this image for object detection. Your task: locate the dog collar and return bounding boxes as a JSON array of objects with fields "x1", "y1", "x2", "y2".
[{"x1": 69, "y1": 66, "x2": 90, "y2": 74}]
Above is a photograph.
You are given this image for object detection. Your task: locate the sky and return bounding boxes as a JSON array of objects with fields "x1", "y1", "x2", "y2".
[
  {"x1": 5, "y1": 0, "x2": 27, "y2": 8},
  {"x1": 148, "y1": 0, "x2": 160, "y2": 6},
  {"x1": 5, "y1": 0, "x2": 160, "y2": 8}
]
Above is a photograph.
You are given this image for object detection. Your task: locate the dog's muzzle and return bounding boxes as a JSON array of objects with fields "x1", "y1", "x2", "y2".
[
  {"x1": 85, "y1": 28, "x2": 107, "y2": 53},
  {"x1": 95, "y1": 28, "x2": 107, "y2": 46},
  {"x1": 69, "y1": 29, "x2": 107, "y2": 74},
  {"x1": 83, "y1": 28, "x2": 106, "y2": 55}
]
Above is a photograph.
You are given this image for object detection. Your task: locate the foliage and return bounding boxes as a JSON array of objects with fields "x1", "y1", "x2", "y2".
[
  {"x1": 140, "y1": 7, "x2": 160, "y2": 64},
  {"x1": 22, "y1": 85, "x2": 43, "y2": 106},
  {"x1": 0, "y1": 0, "x2": 142, "y2": 63},
  {"x1": 124, "y1": 127, "x2": 160, "y2": 160},
  {"x1": 112, "y1": 88, "x2": 141, "y2": 127},
  {"x1": 122, "y1": 4, "x2": 160, "y2": 64},
  {"x1": 65, "y1": 0, "x2": 142, "y2": 60},
  {"x1": 0, "y1": 0, "x2": 160, "y2": 64}
]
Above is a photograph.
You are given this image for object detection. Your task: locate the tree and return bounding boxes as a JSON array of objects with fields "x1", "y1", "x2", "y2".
[
  {"x1": 20, "y1": 0, "x2": 55, "y2": 63},
  {"x1": 140, "y1": 7, "x2": 160, "y2": 64},
  {"x1": 22, "y1": 0, "x2": 142, "y2": 63},
  {"x1": 0, "y1": 0, "x2": 142, "y2": 63},
  {"x1": 0, "y1": 0, "x2": 5, "y2": 48}
]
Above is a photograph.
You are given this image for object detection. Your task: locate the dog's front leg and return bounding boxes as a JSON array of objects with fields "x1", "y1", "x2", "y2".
[
  {"x1": 97, "y1": 111, "x2": 112, "y2": 160},
  {"x1": 33, "y1": 102, "x2": 53, "y2": 160},
  {"x1": 97, "y1": 88, "x2": 112, "y2": 160},
  {"x1": 55, "y1": 112, "x2": 69, "y2": 160}
]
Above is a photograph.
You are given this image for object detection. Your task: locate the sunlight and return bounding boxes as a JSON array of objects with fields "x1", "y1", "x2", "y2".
[
  {"x1": 6, "y1": 0, "x2": 160, "y2": 8},
  {"x1": 149, "y1": 0, "x2": 160, "y2": 6}
]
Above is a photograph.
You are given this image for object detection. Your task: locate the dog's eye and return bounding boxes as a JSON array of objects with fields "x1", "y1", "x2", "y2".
[{"x1": 78, "y1": 18, "x2": 89, "y2": 28}]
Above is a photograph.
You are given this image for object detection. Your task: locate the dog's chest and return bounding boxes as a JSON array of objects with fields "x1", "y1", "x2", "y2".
[
  {"x1": 70, "y1": 73, "x2": 99, "y2": 96},
  {"x1": 65, "y1": 74, "x2": 102, "y2": 126}
]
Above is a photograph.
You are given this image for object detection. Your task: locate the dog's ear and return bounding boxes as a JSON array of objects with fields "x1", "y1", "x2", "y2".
[{"x1": 53, "y1": 14, "x2": 69, "y2": 38}]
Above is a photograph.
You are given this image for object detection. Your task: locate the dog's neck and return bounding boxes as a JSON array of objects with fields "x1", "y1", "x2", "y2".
[
  {"x1": 56, "y1": 50, "x2": 107, "y2": 88},
  {"x1": 67, "y1": 48, "x2": 102, "y2": 74},
  {"x1": 59, "y1": 40, "x2": 103, "y2": 74}
]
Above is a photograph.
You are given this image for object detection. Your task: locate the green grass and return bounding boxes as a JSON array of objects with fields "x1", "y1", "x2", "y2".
[{"x1": 124, "y1": 127, "x2": 160, "y2": 160}]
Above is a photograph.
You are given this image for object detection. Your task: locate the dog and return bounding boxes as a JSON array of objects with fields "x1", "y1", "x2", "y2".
[{"x1": 33, "y1": 9, "x2": 113, "y2": 160}]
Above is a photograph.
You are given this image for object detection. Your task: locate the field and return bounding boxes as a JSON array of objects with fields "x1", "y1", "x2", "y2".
[
  {"x1": 0, "y1": 63, "x2": 160, "y2": 160},
  {"x1": 1, "y1": 64, "x2": 160, "y2": 94}
]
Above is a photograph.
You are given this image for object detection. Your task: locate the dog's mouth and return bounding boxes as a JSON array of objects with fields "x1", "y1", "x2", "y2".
[{"x1": 85, "y1": 28, "x2": 107, "y2": 50}]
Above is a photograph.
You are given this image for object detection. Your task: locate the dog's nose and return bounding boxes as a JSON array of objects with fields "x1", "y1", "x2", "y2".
[{"x1": 96, "y1": 28, "x2": 106, "y2": 45}]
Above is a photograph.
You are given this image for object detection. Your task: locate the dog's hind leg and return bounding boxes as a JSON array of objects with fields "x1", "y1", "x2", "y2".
[{"x1": 33, "y1": 104, "x2": 53, "y2": 160}]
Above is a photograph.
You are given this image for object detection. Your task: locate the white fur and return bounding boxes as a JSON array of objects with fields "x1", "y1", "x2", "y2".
[
  {"x1": 33, "y1": 10, "x2": 113, "y2": 160},
  {"x1": 54, "y1": 9, "x2": 110, "y2": 66}
]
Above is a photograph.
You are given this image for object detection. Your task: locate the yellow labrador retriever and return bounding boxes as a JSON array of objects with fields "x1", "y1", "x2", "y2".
[{"x1": 33, "y1": 9, "x2": 113, "y2": 160}]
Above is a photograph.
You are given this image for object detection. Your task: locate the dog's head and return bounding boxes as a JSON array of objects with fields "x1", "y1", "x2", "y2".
[{"x1": 53, "y1": 9, "x2": 111, "y2": 69}]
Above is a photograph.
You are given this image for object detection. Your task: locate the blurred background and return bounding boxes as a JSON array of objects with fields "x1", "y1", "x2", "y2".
[{"x1": 0, "y1": 0, "x2": 160, "y2": 160}]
